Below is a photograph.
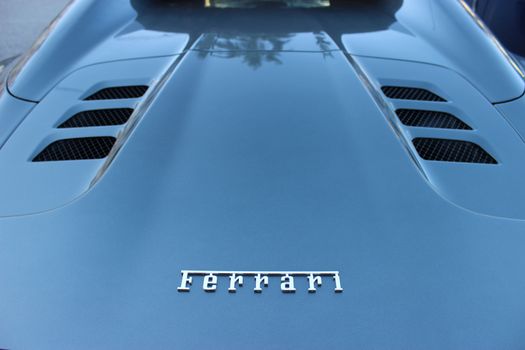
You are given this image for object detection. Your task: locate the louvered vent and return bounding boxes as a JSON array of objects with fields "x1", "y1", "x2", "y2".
[
  {"x1": 413, "y1": 138, "x2": 497, "y2": 164},
  {"x1": 382, "y1": 86, "x2": 446, "y2": 102},
  {"x1": 84, "y1": 85, "x2": 148, "y2": 100},
  {"x1": 396, "y1": 109, "x2": 471, "y2": 130},
  {"x1": 58, "y1": 108, "x2": 134, "y2": 128},
  {"x1": 33, "y1": 137, "x2": 116, "y2": 162}
]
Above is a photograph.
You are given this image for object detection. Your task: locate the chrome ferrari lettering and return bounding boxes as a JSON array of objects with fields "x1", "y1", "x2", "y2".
[
  {"x1": 177, "y1": 270, "x2": 343, "y2": 294},
  {"x1": 254, "y1": 274, "x2": 269, "y2": 293},
  {"x1": 228, "y1": 274, "x2": 244, "y2": 293},
  {"x1": 177, "y1": 270, "x2": 193, "y2": 292},
  {"x1": 280, "y1": 274, "x2": 296, "y2": 293},
  {"x1": 307, "y1": 274, "x2": 322, "y2": 293},
  {"x1": 333, "y1": 272, "x2": 343, "y2": 293},
  {"x1": 203, "y1": 273, "x2": 218, "y2": 292}
]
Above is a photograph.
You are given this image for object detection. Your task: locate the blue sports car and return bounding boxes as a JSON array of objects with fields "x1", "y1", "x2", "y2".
[{"x1": 1, "y1": 0, "x2": 525, "y2": 348}]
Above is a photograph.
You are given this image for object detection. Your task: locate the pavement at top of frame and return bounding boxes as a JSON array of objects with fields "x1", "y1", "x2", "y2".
[{"x1": 0, "y1": 0, "x2": 69, "y2": 63}]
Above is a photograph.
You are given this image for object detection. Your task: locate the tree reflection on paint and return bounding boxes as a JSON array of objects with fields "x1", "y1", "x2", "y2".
[
  {"x1": 195, "y1": 32, "x2": 335, "y2": 69},
  {"x1": 196, "y1": 33, "x2": 294, "y2": 69}
]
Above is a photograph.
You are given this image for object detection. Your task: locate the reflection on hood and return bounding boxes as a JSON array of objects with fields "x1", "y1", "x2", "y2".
[
  {"x1": 130, "y1": 0, "x2": 403, "y2": 38},
  {"x1": 129, "y1": 0, "x2": 402, "y2": 69}
]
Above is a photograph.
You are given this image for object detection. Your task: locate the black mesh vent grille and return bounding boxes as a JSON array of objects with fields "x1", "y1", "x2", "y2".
[
  {"x1": 33, "y1": 137, "x2": 116, "y2": 162},
  {"x1": 58, "y1": 108, "x2": 134, "y2": 128},
  {"x1": 84, "y1": 86, "x2": 148, "y2": 100},
  {"x1": 413, "y1": 138, "x2": 497, "y2": 164},
  {"x1": 382, "y1": 86, "x2": 446, "y2": 102},
  {"x1": 396, "y1": 109, "x2": 471, "y2": 130}
]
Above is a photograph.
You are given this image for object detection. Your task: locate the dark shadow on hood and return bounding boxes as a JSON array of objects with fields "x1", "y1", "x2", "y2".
[
  {"x1": 129, "y1": 0, "x2": 403, "y2": 68},
  {"x1": 130, "y1": 0, "x2": 403, "y2": 40}
]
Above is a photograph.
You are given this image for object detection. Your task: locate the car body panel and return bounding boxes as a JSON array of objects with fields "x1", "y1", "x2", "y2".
[
  {"x1": 3, "y1": 48, "x2": 525, "y2": 349},
  {"x1": 2, "y1": 0, "x2": 525, "y2": 349},
  {"x1": 342, "y1": 0, "x2": 525, "y2": 103},
  {"x1": 496, "y1": 93, "x2": 525, "y2": 143},
  {"x1": 353, "y1": 55, "x2": 525, "y2": 220},
  {"x1": 7, "y1": 0, "x2": 525, "y2": 103},
  {"x1": 7, "y1": 0, "x2": 189, "y2": 102},
  {"x1": 0, "y1": 92, "x2": 36, "y2": 151},
  {"x1": 0, "y1": 56, "x2": 174, "y2": 216}
]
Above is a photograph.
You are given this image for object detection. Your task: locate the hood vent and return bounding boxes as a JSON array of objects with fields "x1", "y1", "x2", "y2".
[
  {"x1": 382, "y1": 86, "x2": 446, "y2": 102},
  {"x1": 58, "y1": 108, "x2": 134, "y2": 128},
  {"x1": 84, "y1": 85, "x2": 148, "y2": 101},
  {"x1": 413, "y1": 138, "x2": 497, "y2": 164},
  {"x1": 396, "y1": 109, "x2": 471, "y2": 130},
  {"x1": 33, "y1": 137, "x2": 116, "y2": 162}
]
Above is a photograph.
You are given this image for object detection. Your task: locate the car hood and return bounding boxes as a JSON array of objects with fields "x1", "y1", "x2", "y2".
[{"x1": 2, "y1": 0, "x2": 525, "y2": 349}]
